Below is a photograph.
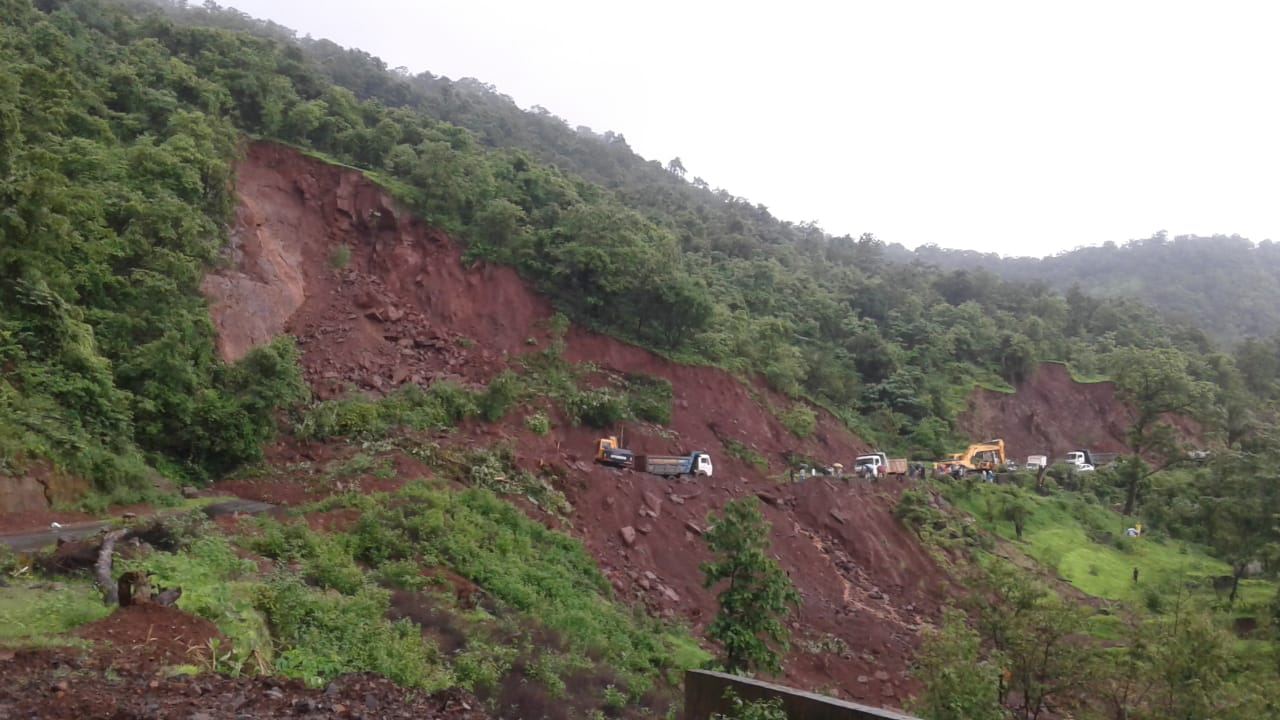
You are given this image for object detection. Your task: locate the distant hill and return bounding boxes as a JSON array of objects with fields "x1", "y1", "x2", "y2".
[{"x1": 890, "y1": 233, "x2": 1280, "y2": 344}]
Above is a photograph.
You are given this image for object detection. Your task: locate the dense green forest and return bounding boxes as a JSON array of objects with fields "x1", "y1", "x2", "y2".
[
  {"x1": 905, "y1": 233, "x2": 1280, "y2": 344},
  {"x1": 3, "y1": 0, "x2": 1280, "y2": 498}
]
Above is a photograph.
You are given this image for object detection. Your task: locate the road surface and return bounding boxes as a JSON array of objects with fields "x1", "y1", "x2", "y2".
[{"x1": 0, "y1": 499, "x2": 276, "y2": 552}]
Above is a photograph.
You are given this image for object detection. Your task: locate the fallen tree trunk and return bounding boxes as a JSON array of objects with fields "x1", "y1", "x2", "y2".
[{"x1": 94, "y1": 529, "x2": 127, "y2": 605}]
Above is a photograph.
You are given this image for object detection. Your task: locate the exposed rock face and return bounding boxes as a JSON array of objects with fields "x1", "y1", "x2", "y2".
[{"x1": 957, "y1": 362, "x2": 1202, "y2": 460}]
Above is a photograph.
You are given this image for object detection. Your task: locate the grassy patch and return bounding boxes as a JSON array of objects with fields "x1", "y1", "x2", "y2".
[
  {"x1": 950, "y1": 485, "x2": 1274, "y2": 611},
  {"x1": 722, "y1": 438, "x2": 768, "y2": 472},
  {"x1": 119, "y1": 532, "x2": 272, "y2": 670},
  {"x1": 778, "y1": 403, "x2": 816, "y2": 438},
  {"x1": 343, "y1": 479, "x2": 709, "y2": 696},
  {"x1": 0, "y1": 582, "x2": 110, "y2": 644}
]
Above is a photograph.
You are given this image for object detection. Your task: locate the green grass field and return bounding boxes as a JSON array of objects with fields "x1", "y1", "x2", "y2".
[{"x1": 952, "y1": 485, "x2": 1275, "y2": 615}]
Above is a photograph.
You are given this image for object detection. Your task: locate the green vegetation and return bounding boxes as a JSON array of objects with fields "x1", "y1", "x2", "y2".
[
  {"x1": 949, "y1": 482, "x2": 1268, "y2": 608},
  {"x1": 912, "y1": 608, "x2": 1006, "y2": 720},
  {"x1": 258, "y1": 479, "x2": 706, "y2": 703},
  {"x1": 912, "y1": 232, "x2": 1280, "y2": 344},
  {"x1": 327, "y1": 243, "x2": 351, "y2": 269},
  {"x1": 0, "y1": 583, "x2": 109, "y2": 645},
  {"x1": 777, "y1": 403, "x2": 816, "y2": 438},
  {"x1": 711, "y1": 689, "x2": 788, "y2": 720},
  {"x1": 721, "y1": 437, "x2": 768, "y2": 472},
  {"x1": 2, "y1": 475, "x2": 701, "y2": 715},
  {"x1": 10, "y1": 0, "x2": 1280, "y2": 501},
  {"x1": 701, "y1": 497, "x2": 800, "y2": 675}
]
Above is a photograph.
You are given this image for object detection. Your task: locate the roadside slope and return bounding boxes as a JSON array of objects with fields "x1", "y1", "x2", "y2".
[
  {"x1": 956, "y1": 362, "x2": 1201, "y2": 460},
  {"x1": 201, "y1": 141, "x2": 953, "y2": 705}
]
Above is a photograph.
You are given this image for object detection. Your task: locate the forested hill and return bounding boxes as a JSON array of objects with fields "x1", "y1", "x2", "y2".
[
  {"x1": 5, "y1": 0, "x2": 1280, "y2": 500},
  {"x1": 898, "y1": 234, "x2": 1280, "y2": 344}
]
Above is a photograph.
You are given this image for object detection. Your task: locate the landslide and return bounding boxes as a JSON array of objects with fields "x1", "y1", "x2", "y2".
[
  {"x1": 956, "y1": 362, "x2": 1201, "y2": 460},
  {"x1": 202, "y1": 142, "x2": 953, "y2": 705}
]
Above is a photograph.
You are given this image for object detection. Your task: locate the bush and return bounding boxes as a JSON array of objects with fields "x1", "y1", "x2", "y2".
[
  {"x1": 478, "y1": 371, "x2": 523, "y2": 422},
  {"x1": 778, "y1": 403, "x2": 816, "y2": 438},
  {"x1": 565, "y1": 387, "x2": 628, "y2": 429},
  {"x1": 256, "y1": 573, "x2": 452, "y2": 690},
  {"x1": 329, "y1": 244, "x2": 352, "y2": 268},
  {"x1": 524, "y1": 412, "x2": 550, "y2": 435},
  {"x1": 623, "y1": 373, "x2": 673, "y2": 425},
  {"x1": 295, "y1": 381, "x2": 481, "y2": 440},
  {"x1": 895, "y1": 488, "x2": 941, "y2": 532}
]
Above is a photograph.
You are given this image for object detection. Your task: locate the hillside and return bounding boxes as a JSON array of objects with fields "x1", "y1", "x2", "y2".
[
  {"x1": 904, "y1": 233, "x2": 1280, "y2": 345},
  {"x1": 4, "y1": 0, "x2": 1280, "y2": 716},
  {"x1": 204, "y1": 141, "x2": 948, "y2": 703}
]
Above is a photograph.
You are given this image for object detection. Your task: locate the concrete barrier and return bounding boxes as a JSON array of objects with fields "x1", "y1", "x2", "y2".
[{"x1": 684, "y1": 670, "x2": 923, "y2": 720}]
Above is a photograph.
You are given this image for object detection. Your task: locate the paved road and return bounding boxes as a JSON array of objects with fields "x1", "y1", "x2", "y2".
[{"x1": 0, "y1": 499, "x2": 276, "y2": 553}]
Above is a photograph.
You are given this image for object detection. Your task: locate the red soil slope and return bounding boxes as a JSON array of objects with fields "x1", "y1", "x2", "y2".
[
  {"x1": 202, "y1": 142, "x2": 952, "y2": 705},
  {"x1": 956, "y1": 362, "x2": 1201, "y2": 461}
]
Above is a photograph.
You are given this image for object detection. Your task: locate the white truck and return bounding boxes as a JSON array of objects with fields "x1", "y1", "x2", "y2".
[
  {"x1": 1064, "y1": 451, "x2": 1095, "y2": 472},
  {"x1": 854, "y1": 452, "x2": 908, "y2": 479},
  {"x1": 1025, "y1": 455, "x2": 1048, "y2": 471}
]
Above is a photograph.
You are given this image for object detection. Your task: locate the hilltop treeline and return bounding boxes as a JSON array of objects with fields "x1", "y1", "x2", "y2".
[
  {"x1": 4, "y1": 0, "x2": 1280, "y2": 496},
  {"x1": 908, "y1": 233, "x2": 1280, "y2": 344}
]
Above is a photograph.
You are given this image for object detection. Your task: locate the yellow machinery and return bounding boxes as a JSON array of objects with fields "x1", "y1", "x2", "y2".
[
  {"x1": 594, "y1": 437, "x2": 634, "y2": 468},
  {"x1": 935, "y1": 439, "x2": 1005, "y2": 473}
]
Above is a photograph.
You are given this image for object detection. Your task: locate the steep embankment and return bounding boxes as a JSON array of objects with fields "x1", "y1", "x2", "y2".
[
  {"x1": 956, "y1": 362, "x2": 1201, "y2": 460},
  {"x1": 202, "y1": 142, "x2": 952, "y2": 705}
]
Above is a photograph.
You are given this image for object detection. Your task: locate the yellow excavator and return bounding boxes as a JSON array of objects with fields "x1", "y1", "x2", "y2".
[
  {"x1": 935, "y1": 439, "x2": 1005, "y2": 474},
  {"x1": 594, "y1": 436, "x2": 634, "y2": 468}
]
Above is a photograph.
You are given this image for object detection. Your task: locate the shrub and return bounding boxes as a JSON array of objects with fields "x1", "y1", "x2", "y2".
[
  {"x1": 329, "y1": 244, "x2": 352, "y2": 268},
  {"x1": 778, "y1": 403, "x2": 816, "y2": 438},
  {"x1": 524, "y1": 412, "x2": 550, "y2": 435},
  {"x1": 478, "y1": 371, "x2": 523, "y2": 422},
  {"x1": 256, "y1": 574, "x2": 452, "y2": 690},
  {"x1": 565, "y1": 387, "x2": 628, "y2": 429},
  {"x1": 623, "y1": 373, "x2": 673, "y2": 425}
]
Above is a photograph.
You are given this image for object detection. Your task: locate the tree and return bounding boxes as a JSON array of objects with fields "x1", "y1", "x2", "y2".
[
  {"x1": 967, "y1": 562, "x2": 1093, "y2": 720},
  {"x1": 666, "y1": 156, "x2": 686, "y2": 177},
  {"x1": 1110, "y1": 347, "x2": 1213, "y2": 514},
  {"x1": 913, "y1": 607, "x2": 1008, "y2": 720},
  {"x1": 701, "y1": 498, "x2": 800, "y2": 675},
  {"x1": 1196, "y1": 450, "x2": 1280, "y2": 605}
]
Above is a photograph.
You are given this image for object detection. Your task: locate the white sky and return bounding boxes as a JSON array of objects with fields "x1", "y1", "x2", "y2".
[{"x1": 227, "y1": 0, "x2": 1280, "y2": 257}]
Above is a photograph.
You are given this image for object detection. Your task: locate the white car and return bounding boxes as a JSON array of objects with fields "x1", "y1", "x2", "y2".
[{"x1": 1076, "y1": 463, "x2": 1095, "y2": 472}]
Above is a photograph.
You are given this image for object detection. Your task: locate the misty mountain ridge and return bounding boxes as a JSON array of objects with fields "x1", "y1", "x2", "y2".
[{"x1": 892, "y1": 232, "x2": 1280, "y2": 343}]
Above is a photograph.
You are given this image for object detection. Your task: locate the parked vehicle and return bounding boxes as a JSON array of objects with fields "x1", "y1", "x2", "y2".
[
  {"x1": 854, "y1": 452, "x2": 908, "y2": 478},
  {"x1": 1065, "y1": 449, "x2": 1112, "y2": 470},
  {"x1": 635, "y1": 452, "x2": 713, "y2": 478},
  {"x1": 1025, "y1": 455, "x2": 1048, "y2": 471},
  {"x1": 594, "y1": 436, "x2": 634, "y2": 468}
]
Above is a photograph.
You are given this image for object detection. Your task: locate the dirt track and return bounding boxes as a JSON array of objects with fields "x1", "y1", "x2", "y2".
[{"x1": 0, "y1": 500, "x2": 275, "y2": 552}]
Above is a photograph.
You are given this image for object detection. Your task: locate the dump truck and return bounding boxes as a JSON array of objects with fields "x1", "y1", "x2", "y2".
[
  {"x1": 594, "y1": 437, "x2": 634, "y2": 469},
  {"x1": 634, "y1": 451, "x2": 713, "y2": 478},
  {"x1": 1025, "y1": 455, "x2": 1049, "y2": 471},
  {"x1": 854, "y1": 452, "x2": 908, "y2": 478},
  {"x1": 1065, "y1": 449, "x2": 1117, "y2": 470}
]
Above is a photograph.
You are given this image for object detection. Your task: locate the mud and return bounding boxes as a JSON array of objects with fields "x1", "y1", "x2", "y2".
[
  {"x1": 957, "y1": 362, "x2": 1201, "y2": 461},
  {"x1": 0, "y1": 646, "x2": 490, "y2": 720}
]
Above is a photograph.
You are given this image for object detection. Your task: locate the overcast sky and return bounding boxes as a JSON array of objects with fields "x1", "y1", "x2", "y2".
[{"x1": 227, "y1": 0, "x2": 1279, "y2": 257}]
